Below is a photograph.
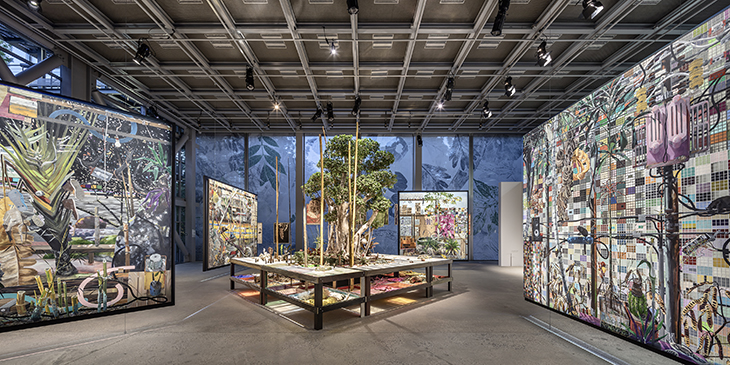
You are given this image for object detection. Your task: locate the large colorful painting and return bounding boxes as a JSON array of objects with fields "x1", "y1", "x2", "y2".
[
  {"x1": 523, "y1": 7, "x2": 730, "y2": 364},
  {"x1": 0, "y1": 82, "x2": 173, "y2": 331},
  {"x1": 204, "y1": 177, "x2": 257, "y2": 270},
  {"x1": 398, "y1": 191, "x2": 468, "y2": 259}
]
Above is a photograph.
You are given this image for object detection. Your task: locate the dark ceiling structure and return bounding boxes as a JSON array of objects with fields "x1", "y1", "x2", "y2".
[{"x1": 0, "y1": 0, "x2": 726, "y2": 134}]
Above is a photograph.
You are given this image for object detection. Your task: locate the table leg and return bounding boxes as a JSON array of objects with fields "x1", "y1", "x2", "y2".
[
  {"x1": 360, "y1": 276, "x2": 366, "y2": 318},
  {"x1": 364, "y1": 275, "x2": 371, "y2": 316},
  {"x1": 260, "y1": 269, "x2": 268, "y2": 305},
  {"x1": 314, "y1": 282, "x2": 323, "y2": 330},
  {"x1": 426, "y1": 266, "x2": 433, "y2": 297},
  {"x1": 230, "y1": 264, "x2": 235, "y2": 290},
  {"x1": 448, "y1": 263, "x2": 452, "y2": 292}
]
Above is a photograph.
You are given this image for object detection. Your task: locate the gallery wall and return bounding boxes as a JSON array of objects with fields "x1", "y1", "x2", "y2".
[
  {"x1": 0, "y1": 82, "x2": 173, "y2": 330},
  {"x1": 523, "y1": 7, "x2": 729, "y2": 364}
]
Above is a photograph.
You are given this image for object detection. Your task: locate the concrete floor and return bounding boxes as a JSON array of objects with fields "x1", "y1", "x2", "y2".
[{"x1": 0, "y1": 262, "x2": 678, "y2": 365}]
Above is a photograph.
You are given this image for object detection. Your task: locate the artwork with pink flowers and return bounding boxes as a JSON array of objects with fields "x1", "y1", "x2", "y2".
[{"x1": 397, "y1": 191, "x2": 468, "y2": 259}]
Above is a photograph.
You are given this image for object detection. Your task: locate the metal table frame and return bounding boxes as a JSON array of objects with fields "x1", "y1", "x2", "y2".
[{"x1": 229, "y1": 255, "x2": 453, "y2": 329}]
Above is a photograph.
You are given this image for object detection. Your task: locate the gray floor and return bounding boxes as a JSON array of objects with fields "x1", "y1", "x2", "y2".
[{"x1": 0, "y1": 262, "x2": 678, "y2": 365}]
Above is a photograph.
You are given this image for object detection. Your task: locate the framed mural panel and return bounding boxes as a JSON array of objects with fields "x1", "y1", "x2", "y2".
[
  {"x1": 398, "y1": 191, "x2": 468, "y2": 259},
  {"x1": 0, "y1": 81, "x2": 174, "y2": 331},
  {"x1": 204, "y1": 177, "x2": 257, "y2": 271},
  {"x1": 523, "y1": 7, "x2": 730, "y2": 364}
]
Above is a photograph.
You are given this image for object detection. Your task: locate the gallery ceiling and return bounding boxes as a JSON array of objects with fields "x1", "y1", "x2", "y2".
[{"x1": 0, "y1": 0, "x2": 726, "y2": 134}]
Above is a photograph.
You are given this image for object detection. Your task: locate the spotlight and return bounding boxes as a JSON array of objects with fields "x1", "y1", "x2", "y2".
[
  {"x1": 445, "y1": 77, "x2": 454, "y2": 102},
  {"x1": 133, "y1": 40, "x2": 151, "y2": 65},
  {"x1": 582, "y1": 0, "x2": 604, "y2": 20},
  {"x1": 347, "y1": 0, "x2": 359, "y2": 15},
  {"x1": 326, "y1": 102, "x2": 334, "y2": 122},
  {"x1": 481, "y1": 100, "x2": 492, "y2": 119},
  {"x1": 351, "y1": 95, "x2": 361, "y2": 116},
  {"x1": 536, "y1": 40, "x2": 552, "y2": 67},
  {"x1": 504, "y1": 76, "x2": 515, "y2": 97},
  {"x1": 330, "y1": 42, "x2": 337, "y2": 55},
  {"x1": 245, "y1": 66, "x2": 255, "y2": 91},
  {"x1": 311, "y1": 109, "x2": 322, "y2": 122},
  {"x1": 27, "y1": 0, "x2": 41, "y2": 11},
  {"x1": 491, "y1": 0, "x2": 510, "y2": 37},
  {"x1": 437, "y1": 100, "x2": 444, "y2": 110},
  {"x1": 274, "y1": 102, "x2": 280, "y2": 110},
  {"x1": 416, "y1": 135, "x2": 423, "y2": 146}
]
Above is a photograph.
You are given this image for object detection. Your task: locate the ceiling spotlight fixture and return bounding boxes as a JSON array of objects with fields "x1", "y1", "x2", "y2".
[
  {"x1": 133, "y1": 39, "x2": 151, "y2": 65},
  {"x1": 326, "y1": 102, "x2": 334, "y2": 122},
  {"x1": 504, "y1": 76, "x2": 516, "y2": 97},
  {"x1": 582, "y1": 0, "x2": 604, "y2": 20},
  {"x1": 444, "y1": 77, "x2": 454, "y2": 102},
  {"x1": 536, "y1": 40, "x2": 552, "y2": 67},
  {"x1": 323, "y1": 26, "x2": 337, "y2": 56},
  {"x1": 416, "y1": 135, "x2": 423, "y2": 146},
  {"x1": 245, "y1": 66, "x2": 255, "y2": 91},
  {"x1": 491, "y1": 0, "x2": 510, "y2": 37},
  {"x1": 274, "y1": 102, "x2": 280, "y2": 110},
  {"x1": 27, "y1": 0, "x2": 41, "y2": 11},
  {"x1": 311, "y1": 108, "x2": 322, "y2": 122},
  {"x1": 347, "y1": 0, "x2": 359, "y2": 15},
  {"x1": 351, "y1": 95, "x2": 361, "y2": 116},
  {"x1": 481, "y1": 100, "x2": 492, "y2": 119},
  {"x1": 436, "y1": 100, "x2": 444, "y2": 110}
]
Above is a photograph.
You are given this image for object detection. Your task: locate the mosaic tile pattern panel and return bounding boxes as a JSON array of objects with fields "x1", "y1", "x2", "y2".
[{"x1": 524, "y1": 7, "x2": 730, "y2": 364}]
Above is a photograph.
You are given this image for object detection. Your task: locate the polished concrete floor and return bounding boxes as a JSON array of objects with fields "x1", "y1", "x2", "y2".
[{"x1": 0, "y1": 262, "x2": 677, "y2": 365}]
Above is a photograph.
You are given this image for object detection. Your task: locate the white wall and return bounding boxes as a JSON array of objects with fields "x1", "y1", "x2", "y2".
[{"x1": 499, "y1": 182, "x2": 523, "y2": 267}]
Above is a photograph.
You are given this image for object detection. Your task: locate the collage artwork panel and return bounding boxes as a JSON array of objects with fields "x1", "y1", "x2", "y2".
[
  {"x1": 0, "y1": 82, "x2": 173, "y2": 329},
  {"x1": 523, "y1": 8, "x2": 730, "y2": 364},
  {"x1": 204, "y1": 177, "x2": 257, "y2": 270},
  {"x1": 398, "y1": 191, "x2": 469, "y2": 259}
]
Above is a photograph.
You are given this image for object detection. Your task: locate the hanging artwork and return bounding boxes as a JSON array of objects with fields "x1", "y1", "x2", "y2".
[
  {"x1": 204, "y1": 177, "x2": 257, "y2": 271},
  {"x1": 398, "y1": 191, "x2": 468, "y2": 259},
  {"x1": 523, "y1": 7, "x2": 730, "y2": 364},
  {"x1": 306, "y1": 198, "x2": 321, "y2": 225},
  {"x1": 0, "y1": 81, "x2": 173, "y2": 331}
]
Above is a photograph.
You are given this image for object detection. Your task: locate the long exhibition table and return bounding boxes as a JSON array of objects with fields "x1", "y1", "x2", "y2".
[{"x1": 229, "y1": 255, "x2": 453, "y2": 330}]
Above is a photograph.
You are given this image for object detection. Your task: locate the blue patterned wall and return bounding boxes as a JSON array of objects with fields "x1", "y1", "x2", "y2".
[
  {"x1": 422, "y1": 135, "x2": 523, "y2": 260},
  {"x1": 472, "y1": 135, "x2": 523, "y2": 260},
  {"x1": 194, "y1": 135, "x2": 247, "y2": 260}
]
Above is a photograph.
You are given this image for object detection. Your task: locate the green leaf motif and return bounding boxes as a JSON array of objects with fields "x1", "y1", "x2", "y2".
[
  {"x1": 263, "y1": 145, "x2": 281, "y2": 160},
  {"x1": 262, "y1": 136, "x2": 279, "y2": 147},
  {"x1": 249, "y1": 144, "x2": 262, "y2": 155},
  {"x1": 249, "y1": 154, "x2": 263, "y2": 167},
  {"x1": 260, "y1": 165, "x2": 276, "y2": 187}
]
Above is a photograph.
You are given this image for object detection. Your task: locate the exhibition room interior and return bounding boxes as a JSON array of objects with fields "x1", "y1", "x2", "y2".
[{"x1": 0, "y1": 0, "x2": 729, "y2": 363}]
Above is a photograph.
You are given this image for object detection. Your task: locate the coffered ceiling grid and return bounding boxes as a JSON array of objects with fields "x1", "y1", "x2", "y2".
[{"x1": 0, "y1": 0, "x2": 726, "y2": 134}]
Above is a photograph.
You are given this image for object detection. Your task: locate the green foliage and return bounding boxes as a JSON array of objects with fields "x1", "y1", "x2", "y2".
[
  {"x1": 70, "y1": 238, "x2": 93, "y2": 245},
  {"x1": 135, "y1": 143, "x2": 170, "y2": 181},
  {"x1": 302, "y1": 135, "x2": 396, "y2": 230},
  {"x1": 100, "y1": 235, "x2": 117, "y2": 246}
]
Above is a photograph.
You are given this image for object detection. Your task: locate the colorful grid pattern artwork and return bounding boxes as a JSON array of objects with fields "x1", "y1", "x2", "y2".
[{"x1": 524, "y1": 7, "x2": 730, "y2": 364}]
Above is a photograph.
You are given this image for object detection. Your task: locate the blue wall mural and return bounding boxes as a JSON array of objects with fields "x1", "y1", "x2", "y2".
[
  {"x1": 422, "y1": 135, "x2": 523, "y2": 260},
  {"x1": 472, "y1": 135, "x2": 523, "y2": 260},
  {"x1": 195, "y1": 135, "x2": 247, "y2": 259},
  {"x1": 247, "y1": 135, "x2": 297, "y2": 254}
]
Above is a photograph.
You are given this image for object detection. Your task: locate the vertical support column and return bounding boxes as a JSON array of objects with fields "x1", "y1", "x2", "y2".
[
  {"x1": 185, "y1": 129, "x2": 197, "y2": 261},
  {"x1": 664, "y1": 165, "x2": 681, "y2": 343},
  {"x1": 468, "y1": 134, "x2": 474, "y2": 260},
  {"x1": 314, "y1": 282, "x2": 323, "y2": 330},
  {"x1": 244, "y1": 134, "x2": 250, "y2": 191},
  {"x1": 60, "y1": 56, "x2": 91, "y2": 102},
  {"x1": 295, "y1": 131, "x2": 304, "y2": 251},
  {"x1": 414, "y1": 135, "x2": 422, "y2": 190}
]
